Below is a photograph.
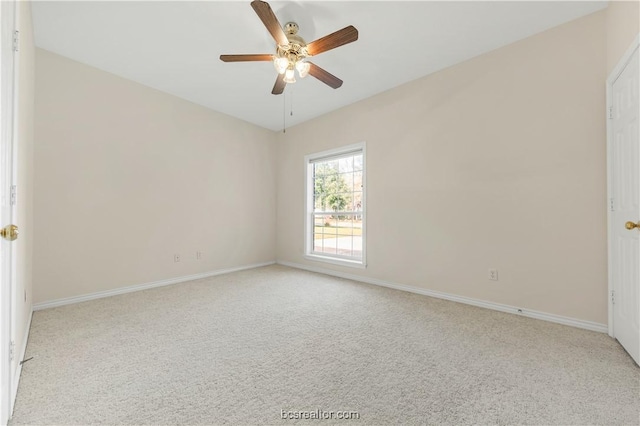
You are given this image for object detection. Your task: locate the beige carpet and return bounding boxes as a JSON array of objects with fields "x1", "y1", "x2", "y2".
[{"x1": 10, "y1": 265, "x2": 640, "y2": 425}]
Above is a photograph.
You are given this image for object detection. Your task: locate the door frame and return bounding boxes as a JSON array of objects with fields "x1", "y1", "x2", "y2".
[
  {"x1": 0, "y1": 0, "x2": 17, "y2": 423},
  {"x1": 8, "y1": 0, "x2": 20, "y2": 414},
  {"x1": 606, "y1": 33, "x2": 640, "y2": 338}
]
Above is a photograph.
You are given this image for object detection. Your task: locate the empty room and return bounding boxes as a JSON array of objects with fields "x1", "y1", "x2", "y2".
[{"x1": 0, "y1": 0, "x2": 639, "y2": 424}]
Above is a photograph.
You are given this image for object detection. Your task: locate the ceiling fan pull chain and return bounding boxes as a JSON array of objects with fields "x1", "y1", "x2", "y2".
[
  {"x1": 283, "y1": 91, "x2": 286, "y2": 133},
  {"x1": 290, "y1": 88, "x2": 294, "y2": 116}
]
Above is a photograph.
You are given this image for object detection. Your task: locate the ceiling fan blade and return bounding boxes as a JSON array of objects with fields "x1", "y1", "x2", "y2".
[
  {"x1": 306, "y1": 26, "x2": 358, "y2": 56},
  {"x1": 251, "y1": 0, "x2": 288, "y2": 46},
  {"x1": 307, "y1": 62, "x2": 343, "y2": 89},
  {"x1": 272, "y1": 73, "x2": 286, "y2": 95},
  {"x1": 220, "y1": 54, "x2": 274, "y2": 62}
]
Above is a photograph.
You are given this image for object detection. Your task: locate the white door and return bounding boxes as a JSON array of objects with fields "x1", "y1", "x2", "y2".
[
  {"x1": 0, "y1": 0, "x2": 16, "y2": 424},
  {"x1": 609, "y1": 42, "x2": 640, "y2": 366}
]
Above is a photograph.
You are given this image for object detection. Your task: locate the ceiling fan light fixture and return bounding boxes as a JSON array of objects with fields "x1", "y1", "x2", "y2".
[
  {"x1": 296, "y1": 61, "x2": 310, "y2": 78},
  {"x1": 283, "y1": 67, "x2": 296, "y2": 84},
  {"x1": 220, "y1": 1, "x2": 358, "y2": 94},
  {"x1": 273, "y1": 56, "x2": 288, "y2": 74}
]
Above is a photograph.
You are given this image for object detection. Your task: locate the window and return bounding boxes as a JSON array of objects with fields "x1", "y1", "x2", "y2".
[{"x1": 305, "y1": 143, "x2": 365, "y2": 267}]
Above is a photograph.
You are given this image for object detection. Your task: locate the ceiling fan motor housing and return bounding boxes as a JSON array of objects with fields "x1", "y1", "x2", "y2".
[
  {"x1": 274, "y1": 22, "x2": 308, "y2": 78},
  {"x1": 284, "y1": 22, "x2": 299, "y2": 35},
  {"x1": 278, "y1": 22, "x2": 308, "y2": 59}
]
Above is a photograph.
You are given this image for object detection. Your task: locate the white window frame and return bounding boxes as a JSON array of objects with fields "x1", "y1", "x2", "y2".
[{"x1": 304, "y1": 142, "x2": 366, "y2": 268}]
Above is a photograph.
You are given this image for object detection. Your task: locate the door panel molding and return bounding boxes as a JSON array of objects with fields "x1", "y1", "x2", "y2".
[{"x1": 606, "y1": 33, "x2": 640, "y2": 365}]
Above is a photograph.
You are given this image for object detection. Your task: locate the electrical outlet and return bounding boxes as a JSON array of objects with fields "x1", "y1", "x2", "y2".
[
  {"x1": 488, "y1": 269, "x2": 498, "y2": 281},
  {"x1": 196, "y1": 251, "x2": 202, "y2": 260},
  {"x1": 174, "y1": 254, "x2": 181, "y2": 263}
]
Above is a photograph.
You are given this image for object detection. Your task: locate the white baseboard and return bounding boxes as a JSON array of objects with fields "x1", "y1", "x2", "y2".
[
  {"x1": 10, "y1": 307, "x2": 32, "y2": 416},
  {"x1": 277, "y1": 260, "x2": 608, "y2": 334},
  {"x1": 31, "y1": 258, "x2": 608, "y2": 333},
  {"x1": 33, "y1": 261, "x2": 276, "y2": 311}
]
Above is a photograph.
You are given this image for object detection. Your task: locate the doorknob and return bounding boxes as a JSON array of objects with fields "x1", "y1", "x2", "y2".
[
  {"x1": 626, "y1": 221, "x2": 640, "y2": 230},
  {"x1": 0, "y1": 224, "x2": 18, "y2": 241}
]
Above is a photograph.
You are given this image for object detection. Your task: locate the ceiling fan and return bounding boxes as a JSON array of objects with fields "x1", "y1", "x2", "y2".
[{"x1": 220, "y1": 0, "x2": 358, "y2": 95}]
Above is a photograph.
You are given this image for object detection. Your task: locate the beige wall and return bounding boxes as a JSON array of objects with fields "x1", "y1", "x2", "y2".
[
  {"x1": 606, "y1": 0, "x2": 640, "y2": 74},
  {"x1": 31, "y1": 4, "x2": 636, "y2": 323},
  {"x1": 277, "y1": 11, "x2": 608, "y2": 324},
  {"x1": 14, "y1": 0, "x2": 35, "y2": 376},
  {"x1": 34, "y1": 49, "x2": 277, "y2": 303}
]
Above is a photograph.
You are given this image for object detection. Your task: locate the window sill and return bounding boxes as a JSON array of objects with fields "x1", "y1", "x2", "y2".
[{"x1": 304, "y1": 254, "x2": 367, "y2": 269}]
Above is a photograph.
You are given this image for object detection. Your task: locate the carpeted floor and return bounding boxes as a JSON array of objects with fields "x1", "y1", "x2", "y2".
[{"x1": 10, "y1": 265, "x2": 640, "y2": 425}]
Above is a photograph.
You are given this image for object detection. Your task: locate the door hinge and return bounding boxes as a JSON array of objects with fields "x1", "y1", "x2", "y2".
[
  {"x1": 10, "y1": 185, "x2": 17, "y2": 206},
  {"x1": 9, "y1": 340, "x2": 15, "y2": 361},
  {"x1": 609, "y1": 106, "x2": 614, "y2": 119},
  {"x1": 611, "y1": 290, "x2": 615, "y2": 305},
  {"x1": 12, "y1": 30, "x2": 19, "y2": 52},
  {"x1": 610, "y1": 198, "x2": 614, "y2": 212}
]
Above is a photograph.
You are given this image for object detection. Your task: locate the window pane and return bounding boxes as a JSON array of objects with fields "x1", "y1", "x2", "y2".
[
  {"x1": 353, "y1": 154, "x2": 363, "y2": 171},
  {"x1": 313, "y1": 214, "x2": 363, "y2": 258},
  {"x1": 309, "y1": 148, "x2": 364, "y2": 262}
]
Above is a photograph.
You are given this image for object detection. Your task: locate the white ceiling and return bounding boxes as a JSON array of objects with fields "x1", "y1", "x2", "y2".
[{"x1": 32, "y1": 1, "x2": 607, "y2": 131}]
